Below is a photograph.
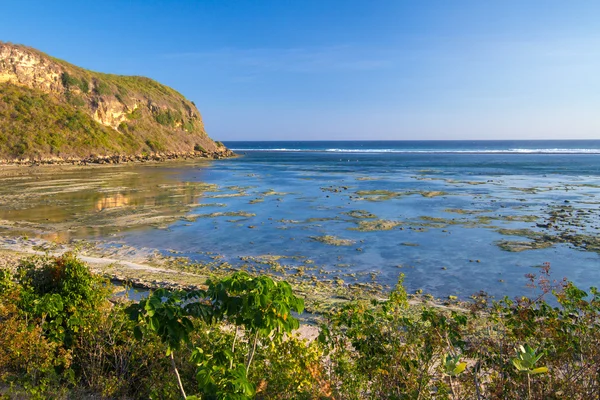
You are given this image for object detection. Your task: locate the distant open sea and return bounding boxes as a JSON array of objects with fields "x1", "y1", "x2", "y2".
[
  {"x1": 116, "y1": 140, "x2": 600, "y2": 299},
  {"x1": 226, "y1": 140, "x2": 600, "y2": 154}
]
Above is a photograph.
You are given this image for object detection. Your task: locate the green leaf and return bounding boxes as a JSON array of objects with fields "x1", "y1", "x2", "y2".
[
  {"x1": 530, "y1": 366, "x2": 549, "y2": 375},
  {"x1": 512, "y1": 359, "x2": 526, "y2": 371},
  {"x1": 453, "y1": 362, "x2": 467, "y2": 375},
  {"x1": 133, "y1": 325, "x2": 143, "y2": 340}
]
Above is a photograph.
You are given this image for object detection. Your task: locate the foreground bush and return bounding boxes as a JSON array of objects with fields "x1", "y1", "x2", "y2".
[
  {"x1": 319, "y1": 271, "x2": 600, "y2": 399},
  {"x1": 1, "y1": 255, "x2": 599, "y2": 399}
]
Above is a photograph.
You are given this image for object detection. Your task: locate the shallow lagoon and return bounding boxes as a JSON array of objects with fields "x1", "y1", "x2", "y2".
[
  {"x1": 120, "y1": 149, "x2": 600, "y2": 299},
  {"x1": 1, "y1": 143, "x2": 599, "y2": 299}
]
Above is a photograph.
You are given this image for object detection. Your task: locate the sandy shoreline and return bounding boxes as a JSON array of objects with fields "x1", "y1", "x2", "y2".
[
  {"x1": 0, "y1": 235, "x2": 328, "y2": 340},
  {"x1": 0, "y1": 234, "x2": 466, "y2": 313}
]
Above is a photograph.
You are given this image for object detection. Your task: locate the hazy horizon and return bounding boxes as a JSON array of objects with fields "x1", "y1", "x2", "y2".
[
  {"x1": 222, "y1": 139, "x2": 600, "y2": 142},
  {"x1": 2, "y1": 1, "x2": 599, "y2": 141}
]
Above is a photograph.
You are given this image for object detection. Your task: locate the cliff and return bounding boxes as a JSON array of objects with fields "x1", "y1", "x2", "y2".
[{"x1": 0, "y1": 42, "x2": 233, "y2": 163}]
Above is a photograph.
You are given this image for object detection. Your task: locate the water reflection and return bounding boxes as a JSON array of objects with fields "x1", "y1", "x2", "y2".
[
  {"x1": 40, "y1": 231, "x2": 71, "y2": 243},
  {"x1": 0, "y1": 161, "x2": 216, "y2": 240},
  {"x1": 95, "y1": 193, "x2": 130, "y2": 211}
]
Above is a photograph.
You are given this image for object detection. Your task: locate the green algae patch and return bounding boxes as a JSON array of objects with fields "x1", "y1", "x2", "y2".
[
  {"x1": 354, "y1": 189, "x2": 448, "y2": 202},
  {"x1": 496, "y1": 228, "x2": 545, "y2": 238},
  {"x1": 249, "y1": 198, "x2": 264, "y2": 204},
  {"x1": 413, "y1": 215, "x2": 497, "y2": 230},
  {"x1": 464, "y1": 181, "x2": 488, "y2": 185},
  {"x1": 496, "y1": 240, "x2": 553, "y2": 252},
  {"x1": 445, "y1": 208, "x2": 492, "y2": 215},
  {"x1": 343, "y1": 210, "x2": 377, "y2": 219},
  {"x1": 495, "y1": 226, "x2": 600, "y2": 254},
  {"x1": 278, "y1": 219, "x2": 301, "y2": 224},
  {"x1": 400, "y1": 242, "x2": 420, "y2": 247},
  {"x1": 321, "y1": 186, "x2": 350, "y2": 193},
  {"x1": 349, "y1": 219, "x2": 402, "y2": 232},
  {"x1": 565, "y1": 234, "x2": 600, "y2": 253},
  {"x1": 499, "y1": 215, "x2": 538, "y2": 222},
  {"x1": 420, "y1": 191, "x2": 447, "y2": 198},
  {"x1": 204, "y1": 192, "x2": 248, "y2": 198},
  {"x1": 509, "y1": 187, "x2": 542, "y2": 194},
  {"x1": 444, "y1": 179, "x2": 488, "y2": 185},
  {"x1": 240, "y1": 254, "x2": 284, "y2": 263},
  {"x1": 189, "y1": 203, "x2": 227, "y2": 208},
  {"x1": 158, "y1": 182, "x2": 220, "y2": 192},
  {"x1": 261, "y1": 189, "x2": 290, "y2": 197},
  {"x1": 184, "y1": 211, "x2": 256, "y2": 221},
  {"x1": 355, "y1": 189, "x2": 399, "y2": 201},
  {"x1": 420, "y1": 216, "x2": 457, "y2": 224},
  {"x1": 310, "y1": 235, "x2": 355, "y2": 246},
  {"x1": 305, "y1": 217, "x2": 340, "y2": 223},
  {"x1": 476, "y1": 216, "x2": 494, "y2": 225},
  {"x1": 417, "y1": 216, "x2": 462, "y2": 228}
]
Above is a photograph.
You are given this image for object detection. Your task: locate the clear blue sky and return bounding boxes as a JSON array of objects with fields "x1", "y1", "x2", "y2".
[{"x1": 2, "y1": 1, "x2": 599, "y2": 140}]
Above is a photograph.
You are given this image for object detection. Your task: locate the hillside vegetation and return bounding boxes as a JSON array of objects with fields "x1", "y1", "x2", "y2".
[{"x1": 0, "y1": 42, "x2": 230, "y2": 161}]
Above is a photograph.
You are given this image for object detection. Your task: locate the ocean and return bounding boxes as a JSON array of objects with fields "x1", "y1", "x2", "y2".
[
  {"x1": 227, "y1": 140, "x2": 600, "y2": 154},
  {"x1": 112, "y1": 140, "x2": 600, "y2": 299}
]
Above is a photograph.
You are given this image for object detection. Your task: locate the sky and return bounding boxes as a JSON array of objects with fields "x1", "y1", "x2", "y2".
[{"x1": 1, "y1": 0, "x2": 599, "y2": 141}]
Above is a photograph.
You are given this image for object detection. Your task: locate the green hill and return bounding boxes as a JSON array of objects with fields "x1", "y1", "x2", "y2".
[{"x1": 0, "y1": 42, "x2": 231, "y2": 162}]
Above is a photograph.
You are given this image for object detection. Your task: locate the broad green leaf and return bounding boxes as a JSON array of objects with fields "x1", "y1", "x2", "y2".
[
  {"x1": 453, "y1": 362, "x2": 467, "y2": 375},
  {"x1": 531, "y1": 366, "x2": 549, "y2": 375}
]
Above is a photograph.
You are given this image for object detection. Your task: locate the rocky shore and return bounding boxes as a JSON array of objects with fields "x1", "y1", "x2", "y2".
[{"x1": 0, "y1": 149, "x2": 237, "y2": 166}]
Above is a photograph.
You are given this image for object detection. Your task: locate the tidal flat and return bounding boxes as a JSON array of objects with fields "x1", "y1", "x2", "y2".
[{"x1": 0, "y1": 149, "x2": 599, "y2": 303}]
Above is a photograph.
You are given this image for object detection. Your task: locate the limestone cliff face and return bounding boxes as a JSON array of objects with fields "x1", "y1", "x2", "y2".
[
  {"x1": 0, "y1": 42, "x2": 231, "y2": 161},
  {"x1": 0, "y1": 45, "x2": 64, "y2": 93}
]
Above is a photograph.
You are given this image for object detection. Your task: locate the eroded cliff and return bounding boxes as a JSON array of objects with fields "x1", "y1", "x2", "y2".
[{"x1": 0, "y1": 42, "x2": 232, "y2": 162}]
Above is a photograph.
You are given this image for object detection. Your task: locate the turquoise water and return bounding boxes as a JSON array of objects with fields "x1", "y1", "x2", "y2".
[{"x1": 116, "y1": 141, "x2": 600, "y2": 299}]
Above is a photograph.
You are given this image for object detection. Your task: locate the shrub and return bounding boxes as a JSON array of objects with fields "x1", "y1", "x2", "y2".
[
  {"x1": 115, "y1": 92, "x2": 125, "y2": 104},
  {"x1": 78, "y1": 79, "x2": 89, "y2": 93},
  {"x1": 145, "y1": 138, "x2": 164, "y2": 152},
  {"x1": 0, "y1": 254, "x2": 111, "y2": 395},
  {"x1": 154, "y1": 109, "x2": 178, "y2": 126},
  {"x1": 61, "y1": 72, "x2": 78, "y2": 88},
  {"x1": 118, "y1": 121, "x2": 130, "y2": 134},
  {"x1": 93, "y1": 79, "x2": 111, "y2": 96},
  {"x1": 61, "y1": 72, "x2": 89, "y2": 93},
  {"x1": 127, "y1": 107, "x2": 142, "y2": 120},
  {"x1": 127, "y1": 272, "x2": 305, "y2": 399},
  {"x1": 1, "y1": 253, "x2": 599, "y2": 399},
  {"x1": 184, "y1": 120, "x2": 195, "y2": 132},
  {"x1": 16, "y1": 253, "x2": 111, "y2": 346},
  {"x1": 67, "y1": 93, "x2": 85, "y2": 107}
]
